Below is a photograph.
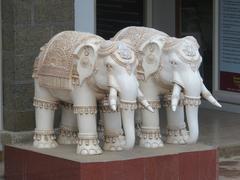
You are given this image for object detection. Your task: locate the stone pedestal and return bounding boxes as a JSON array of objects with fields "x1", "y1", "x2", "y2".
[{"x1": 5, "y1": 143, "x2": 218, "y2": 180}]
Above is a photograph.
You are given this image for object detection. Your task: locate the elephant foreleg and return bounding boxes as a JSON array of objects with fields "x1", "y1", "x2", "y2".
[
  {"x1": 102, "y1": 111, "x2": 125, "y2": 151},
  {"x1": 140, "y1": 105, "x2": 163, "y2": 148},
  {"x1": 164, "y1": 94, "x2": 189, "y2": 144},
  {"x1": 139, "y1": 79, "x2": 163, "y2": 148},
  {"x1": 33, "y1": 80, "x2": 58, "y2": 148},
  {"x1": 57, "y1": 103, "x2": 78, "y2": 145},
  {"x1": 76, "y1": 113, "x2": 102, "y2": 155},
  {"x1": 72, "y1": 84, "x2": 102, "y2": 155}
]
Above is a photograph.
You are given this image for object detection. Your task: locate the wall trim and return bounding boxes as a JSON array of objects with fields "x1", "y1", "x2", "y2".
[{"x1": 74, "y1": 0, "x2": 96, "y2": 33}]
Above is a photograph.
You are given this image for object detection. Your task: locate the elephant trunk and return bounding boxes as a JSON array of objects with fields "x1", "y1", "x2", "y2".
[
  {"x1": 172, "y1": 71, "x2": 202, "y2": 144},
  {"x1": 185, "y1": 105, "x2": 199, "y2": 143},
  {"x1": 121, "y1": 109, "x2": 135, "y2": 149}
]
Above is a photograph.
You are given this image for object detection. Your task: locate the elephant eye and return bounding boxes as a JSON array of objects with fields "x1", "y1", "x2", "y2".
[
  {"x1": 170, "y1": 60, "x2": 177, "y2": 65},
  {"x1": 105, "y1": 64, "x2": 112, "y2": 71}
]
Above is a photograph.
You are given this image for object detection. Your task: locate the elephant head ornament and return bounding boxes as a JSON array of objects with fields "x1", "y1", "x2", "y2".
[{"x1": 158, "y1": 36, "x2": 221, "y2": 143}]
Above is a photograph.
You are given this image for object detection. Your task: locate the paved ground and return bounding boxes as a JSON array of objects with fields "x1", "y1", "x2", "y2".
[{"x1": 219, "y1": 156, "x2": 240, "y2": 180}]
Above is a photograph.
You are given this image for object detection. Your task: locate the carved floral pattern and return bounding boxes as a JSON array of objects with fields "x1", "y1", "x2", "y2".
[
  {"x1": 138, "y1": 100, "x2": 161, "y2": 109},
  {"x1": 35, "y1": 31, "x2": 102, "y2": 90},
  {"x1": 73, "y1": 106, "x2": 97, "y2": 115},
  {"x1": 163, "y1": 94, "x2": 184, "y2": 107},
  {"x1": 33, "y1": 98, "x2": 59, "y2": 110},
  {"x1": 139, "y1": 127, "x2": 161, "y2": 140},
  {"x1": 33, "y1": 129, "x2": 58, "y2": 148},
  {"x1": 183, "y1": 96, "x2": 201, "y2": 106}
]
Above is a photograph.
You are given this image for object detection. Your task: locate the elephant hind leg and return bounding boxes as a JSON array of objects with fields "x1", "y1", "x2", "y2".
[{"x1": 57, "y1": 103, "x2": 78, "y2": 145}]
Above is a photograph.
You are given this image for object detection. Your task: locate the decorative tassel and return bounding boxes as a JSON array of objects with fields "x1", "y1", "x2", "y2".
[
  {"x1": 38, "y1": 75, "x2": 73, "y2": 90},
  {"x1": 73, "y1": 106, "x2": 97, "y2": 115}
]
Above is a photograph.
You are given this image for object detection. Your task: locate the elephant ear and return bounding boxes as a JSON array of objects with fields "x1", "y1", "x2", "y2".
[
  {"x1": 73, "y1": 43, "x2": 97, "y2": 86},
  {"x1": 139, "y1": 37, "x2": 165, "y2": 80}
]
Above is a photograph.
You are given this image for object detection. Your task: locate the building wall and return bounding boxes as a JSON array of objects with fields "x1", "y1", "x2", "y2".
[
  {"x1": 152, "y1": 0, "x2": 176, "y2": 36},
  {"x1": 1, "y1": 0, "x2": 74, "y2": 131}
]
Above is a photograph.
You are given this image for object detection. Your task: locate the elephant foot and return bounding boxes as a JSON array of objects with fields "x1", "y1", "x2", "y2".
[
  {"x1": 33, "y1": 130, "x2": 58, "y2": 148},
  {"x1": 103, "y1": 134, "x2": 126, "y2": 151},
  {"x1": 139, "y1": 127, "x2": 163, "y2": 148},
  {"x1": 166, "y1": 128, "x2": 189, "y2": 144},
  {"x1": 57, "y1": 127, "x2": 78, "y2": 145},
  {"x1": 77, "y1": 134, "x2": 102, "y2": 155}
]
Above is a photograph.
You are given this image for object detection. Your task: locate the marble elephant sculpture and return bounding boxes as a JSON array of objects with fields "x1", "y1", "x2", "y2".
[
  {"x1": 32, "y1": 31, "x2": 153, "y2": 155},
  {"x1": 107, "y1": 26, "x2": 222, "y2": 148}
]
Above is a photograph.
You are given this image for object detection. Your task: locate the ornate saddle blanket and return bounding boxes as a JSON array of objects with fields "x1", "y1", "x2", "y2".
[
  {"x1": 34, "y1": 31, "x2": 102, "y2": 90},
  {"x1": 112, "y1": 26, "x2": 169, "y2": 51}
]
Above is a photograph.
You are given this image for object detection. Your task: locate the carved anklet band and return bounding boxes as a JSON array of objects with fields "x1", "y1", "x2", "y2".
[
  {"x1": 59, "y1": 127, "x2": 78, "y2": 138},
  {"x1": 140, "y1": 128, "x2": 161, "y2": 140},
  {"x1": 105, "y1": 134, "x2": 125, "y2": 144},
  {"x1": 167, "y1": 127, "x2": 189, "y2": 136},
  {"x1": 138, "y1": 100, "x2": 161, "y2": 109},
  {"x1": 99, "y1": 105, "x2": 119, "y2": 113},
  {"x1": 77, "y1": 133, "x2": 99, "y2": 146},
  {"x1": 78, "y1": 133, "x2": 98, "y2": 139},
  {"x1": 73, "y1": 106, "x2": 97, "y2": 114},
  {"x1": 163, "y1": 94, "x2": 184, "y2": 107},
  {"x1": 104, "y1": 130, "x2": 124, "y2": 137},
  {"x1": 33, "y1": 98, "x2": 59, "y2": 110},
  {"x1": 34, "y1": 129, "x2": 56, "y2": 141},
  {"x1": 119, "y1": 100, "x2": 138, "y2": 110},
  {"x1": 183, "y1": 96, "x2": 201, "y2": 106},
  {"x1": 99, "y1": 99, "x2": 138, "y2": 112},
  {"x1": 61, "y1": 102, "x2": 73, "y2": 110}
]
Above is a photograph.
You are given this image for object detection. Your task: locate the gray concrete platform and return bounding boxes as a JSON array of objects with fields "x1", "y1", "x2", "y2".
[{"x1": 8, "y1": 143, "x2": 215, "y2": 163}]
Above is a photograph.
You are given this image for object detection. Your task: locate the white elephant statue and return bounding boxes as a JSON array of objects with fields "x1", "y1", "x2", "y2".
[
  {"x1": 32, "y1": 31, "x2": 153, "y2": 155},
  {"x1": 109, "y1": 26, "x2": 221, "y2": 148}
]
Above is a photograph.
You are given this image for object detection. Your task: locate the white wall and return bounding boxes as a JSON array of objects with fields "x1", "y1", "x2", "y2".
[{"x1": 74, "y1": 0, "x2": 96, "y2": 33}]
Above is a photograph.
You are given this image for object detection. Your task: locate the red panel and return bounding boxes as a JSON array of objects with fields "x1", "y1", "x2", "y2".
[
  {"x1": 4, "y1": 145, "x2": 218, "y2": 180},
  {"x1": 220, "y1": 71, "x2": 240, "y2": 92},
  {"x1": 123, "y1": 159, "x2": 144, "y2": 180},
  {"x1": 199, "y1": 150, "x2": 218, "y2": 180},
  {"x1": 144, "y1": 157, "x2": 158, "y2": 180},
  {"x1": 26, "y1": 151, "x2": 80, "y2": 180},
  {"x1": 155, "y1": 155, "x2": 179, "y2": 180},
  {"x1": 80, "y1": 162, "x2": 105, "y2": 180},
  {"x1": 179, "y1": 152, "x2": 199, "y2": 180},
  {"x1": 104, "y1": 161, "x2": 123, "y2": 180},
  {"x1": 5, "y1": 146, "x2": 26, "y2": 180}
]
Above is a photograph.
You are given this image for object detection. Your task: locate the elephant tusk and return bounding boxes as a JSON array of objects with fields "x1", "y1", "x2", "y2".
[
  {"x1": 137, "y1": 89, "x2": 154, "y2": 113},
  {"x1": 109, "y1": 87, "x2": 118, "y2": 111},
  {"x1": 171, "y1": 83, "x2": 182, "y2": 112},
  {"x1": 201, "y1": 84, "x2": 222, "y2": 108},
  {"x1": 141, "y1": 99, "x2": 154, "y2": 113}
]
